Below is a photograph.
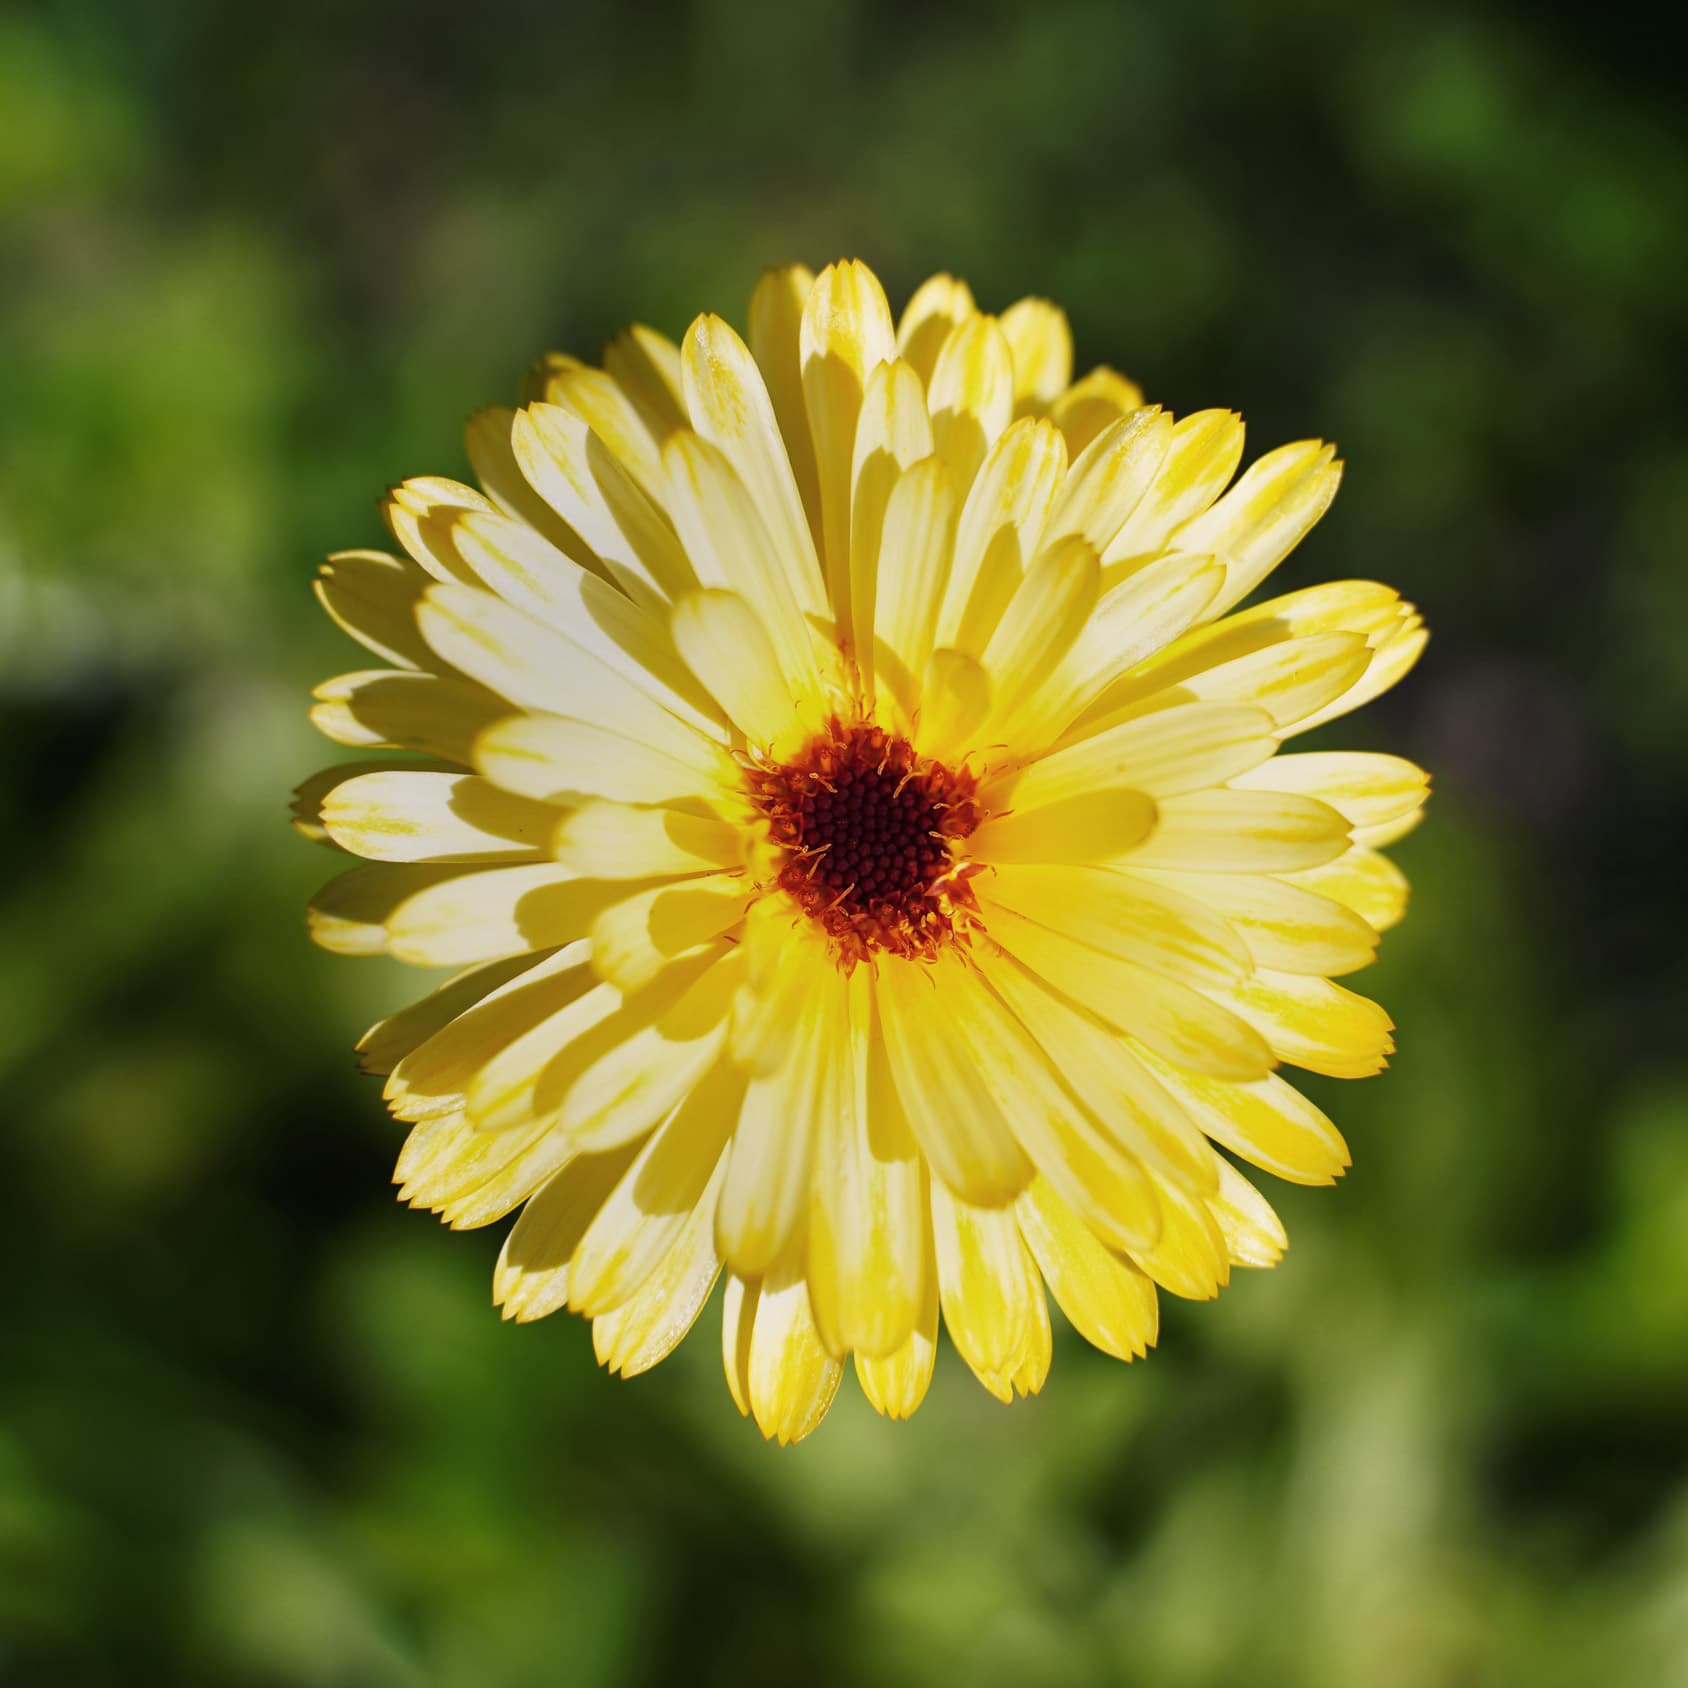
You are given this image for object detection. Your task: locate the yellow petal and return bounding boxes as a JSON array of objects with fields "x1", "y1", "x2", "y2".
[
  {"x1": 1016, "y1": 1178, "x2": 1158, "y2": 1361},
  {"x1": 589, "y1": 875, "x2": 750, "y2": 992},
  {"x1": 939, "y1": 416, "x2": 1067, "y2": 656},
  {"x1": 670, "y1": 588, "x2": 807, "y2": 752},
  {"x1": 1208, "y1": 1157, "x2": 1288, "y2": 1269},
  {"x1": 991, "y1": 700, "x2": 1277, "y2": 812},
  {"x1": 394, "y1": 1106, "x2": 565, "y2": 1229},
  {"x1": 1127, "y1": 1178, "x2": 1230, "y2": 1300},
  {"x1": 970, "y1": 788, "x2": 1157, "y2": 866},
  {"x1": 747, "y1": 264, "x2": 822, "y2": 553},
  {"x1": 307, "y1": 860, "x2": 474, "y2": 957},
  {"x1": 1122, "y1": 787, "x2": 1351, "y2": 874},
  {"x1": 357, "y1": 954, "x2": 540, "y2": 1076},
  {"x1": 982, "y1": 902, "x2": 1275, "y2": 1082},
  {"x1": 466, "y1": 405, "x2": 599, "y2": 566},
  {"x1": 1133, "y1": 1044, "x2": 1350, "y2": 1185},
  {"x1": 914, "y1": 646, "x2": 990, "y2": 761},
  {"x1": 682, "y1": 312, "x2": 828, "y2": 630},
  {"x1": 848, "y1": 358, "x2": 935, "y2": 689},
  {"x1": 801, "y1": 259, "x2": 898, "y2": 627},
  {"x1": 1205, "y1": 969, "x2": 1395, "y2": 1079},
  {"x1": 553, "y1": 801, "x2": 741, "y2": 881},
  {"x1": 876, "y1": 953, "x2": 1034, "y2": 1206},
  {"x1": 745, "y1": 1247, "x2": 845, "y2": 1445},
  {"x1": 983, "y1": 863, "x2": 1250, "y2": 986},
  {"x1": 473, "y1": 713, "x2": 733, "y2": 808},
  {"x1": 493, "y1": 1146, "x2": 642, "y2": 1321},
  {"x1": 978, "y1": 537, "x2": 1100, "y2": 731},
  {"x1": 1296, "y1": 610, "x2": 1427, "y2": 734},
  {"x1": 854, "y1": 1213, "x2": 939, "y2": 1420},
  {"x1": 807, "y1": 968, "x2": 925, "y2": 1359},
  {"x1": 314, "y1": 550, "x2": 434, "y2": 672},
  {"x1": 1234, "y1": 751, "x2": 1429, "y2": 834},
  {"x1": 385, "y1": 863, "x2": 642, "y2": 968},
  {"x1": 568, "y1": 1059, "x2": 743, "y2": 1316},
  {"x1": 1102, "y1": 409, "x2": 1246, "y2": 566},
  {"x1": 1283, "y1": 845, "x2": 1410, "y2": 933},
  {"x1": 999, "y1": 297, "x2": 1074, "y2": 413},
  {"x1": 716, "y1": 954, "x2": 847, "y2": 1276},
  {"x1": 927, "y1": 313, "x2": 1015, "y2": 498},
  {"x1": 895, "y1": 272, "x2": 977, "y2": 386},
  {"x1": 1173, "y1": 439, "x2": 1343, "y2": 620},
  {"x1": 602, "y1": 325, "x2": 688, "y2": 436},
  {"x1": 545, "y1": 364, "x2": 666, "y2": 499},
  {"x1": 382, "y1": 476, "x2": 493, "y2": 585},
  {"x1": 870, "y1": 456, "x2": 958, "y2": 721},
  {"x1": 310, "y1": 669, "x2": 505, "y2": 762},
  {"x1": 1132, "y1": 867, "x2": 1379, "y2": 976},
  {"x1": 930, "y1": 1179, "x2": 1042, "y2": 1397},
  {"x1": 1042, "y1": 408, "x2": 1173, "y2": 555},
  {"x1": 318, "y1": 770, "x2": 558, "y2": 863},
  {"x1": 1050, "y1": 366, "x2": 1144, "y2": 457}
]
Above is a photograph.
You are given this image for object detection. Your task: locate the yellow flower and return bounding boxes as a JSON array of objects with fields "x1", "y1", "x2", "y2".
[{"x1": 299, "y1": 260, "x2": 1427, "y2": 1443}]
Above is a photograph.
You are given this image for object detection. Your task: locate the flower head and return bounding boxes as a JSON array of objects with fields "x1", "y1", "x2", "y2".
[{"x1": 299, "y1": 260, "x2": 1427, "y2": 1442}]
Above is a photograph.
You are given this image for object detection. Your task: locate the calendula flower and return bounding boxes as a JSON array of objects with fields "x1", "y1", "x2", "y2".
[{"x1": 298, "y1": 260, "x2": 1427, "y2": 1443}]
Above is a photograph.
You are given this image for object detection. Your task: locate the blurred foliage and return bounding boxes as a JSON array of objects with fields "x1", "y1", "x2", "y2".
[{"x1": 3, "y1": 0, "x2": 1686, "y2": 1683}]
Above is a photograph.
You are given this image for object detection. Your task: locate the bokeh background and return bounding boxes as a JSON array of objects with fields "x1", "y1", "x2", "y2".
[{"x1": 4, "y1": 0, "x2": 1687, "y2": 1683}]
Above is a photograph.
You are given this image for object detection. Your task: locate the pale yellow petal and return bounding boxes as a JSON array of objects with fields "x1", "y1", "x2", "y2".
[
  {"x1": 314, "y1": 551, "x2": 434, "y2": 672},
  {"x1": 1208, "y1": 1157, "x2": 1288, "y2": 1269},
  {"x1": 895, "y1": 272, "x2": 977, "y2": 385},
  {"x1": 1233, "y1": 751, "x2": 1429, "y2": 833},
  {"x1": 602, "y1": 325, "x2": 688, "y2": 436},
  {"x1": 930, "y1": 1179, "x2": 1042, "y2": 1398},
  {"x1": 493, "y1": 1146, "x2": 641, "y2": 1322},
  {"x1": 318, "y1": 769, "x2": 557, "y2": 863},
  {"x1": 553, "y1": 801, "x2": 742, "y2": 881},
  {"x1": 381, "y1": 476, "x2": 492, "y2": 585},
  {"x1": 801, "y1": 259, "x2": 898, "y2": 626},
  {"x1": 1204, "y1": 968, "x2": 1395, "y2": 1079},
  {"x1": 589, "y1": 874, "x2": 751, "y2": 992},
  {"x1": 977, "y1": 537, "x2": 1100, "y2": 732},
  {"x1": 914, "y1": 646, "x2": 990, "y2": 761},
  {"x1": 745, "y1": 1247, "x2": 845, "y2": 1445},
  {"x1": 747, "y1": 264, "x2": 822, "y2": 551},
  {"x1": 999, "y1": 297, "x2": 1073, "y2": 413},
  {"x1": 473, "y1": 713, "x2": 734, "y2": 808},
  {"x1": 1122, "y1": 787, "x2": 1351, "y2": 874},
  {"x1": 1283, "y1": 845, "x2": 1410, "y2": 932},
  {"x1": 927, "y1": 313, "x2": 1015, "y2": 498},
  {"x1": 854, "y1": 1214, "x2": 939, "y2": 1420},
  {"x1": 876, "y1": 953, "x2": 1034, "y2": 1206},
  {"x1": 357, "y1": 954, "x2": 542, "y2": 1077},
  {"x1": 545, "y1": 364, "x2": 666, "y2": 499},
  {"x1": 1050, "y1": 366, "x2": 1144, "y2": 457},
  {"x1": 1042, "y1": 409, "x2": 1173, "y2": 555},
  {"x1": 1016, "y1": 1178, "x2": 1158, "y2": 1362},
  {"x1": 670, "y1": 588, "x2": 808, "y2": 752},
  {"x1": 970, "y1": 788, "x2": 1157, "y2": 866},
  {"x1": 1127, "y1": 1178, "x2": 1230, "y2": 1300},
  {"x1": 466, "y1": 405, "x2": 600, "y2": 566},
  {"x1": 1102, "y1": 409, "x2": 1246, "y2": 566},
  {"x1": 870, "y1": 455, "x2": 958, "y2": 721},
  {"x1": 307, "y1": 861, "x2": 476, "y2": 957},
  {"x1": 310, "y1": 669, "x2": 505, "y2": 763}
]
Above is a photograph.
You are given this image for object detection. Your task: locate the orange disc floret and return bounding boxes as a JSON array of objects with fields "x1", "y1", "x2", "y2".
[{"x1": 744, "y1": 717, "x2": 986, "y2": 968}]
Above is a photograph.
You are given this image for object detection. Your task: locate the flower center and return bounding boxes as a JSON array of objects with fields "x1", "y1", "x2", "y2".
[{"x1": 745, "y1": 718, "x2": 984, "y2": 967}]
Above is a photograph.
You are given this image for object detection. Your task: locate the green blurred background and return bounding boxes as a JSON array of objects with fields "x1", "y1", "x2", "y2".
[{"x1": 4, "y1": 0, "x2": 1686, "y2": 1682}]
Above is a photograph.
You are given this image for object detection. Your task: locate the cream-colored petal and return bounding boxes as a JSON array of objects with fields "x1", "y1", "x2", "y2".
[
  {"x1": 1204, "y1": 968, "x2": 1395, "y2": 1079},
  {"x1": 999, "y1": 297, "x2": 1073, "y2": 414},
  {"x1": 1102, "y1": 409, "x2": 1246, "y2": 566},
  {"x1": 682, "y1": 312, "x2": 828, "y2": 627},
  {"x1": 801, "y1": 260, "x2": 898, "y2": 626},
  {"x1": 314, "y1": 551, "x2": 435, "y2": 672},
  {"x1": 876, "y1": 953, "x2": 1033, "y2": 1206},
  {"x1": 546, "y1": 364, "x2": 666, "y2": 499},
  {"x1": 1122, "y1": 787, "x2": 1351, "y2": 874},
  {"x1": 870, "y1": 456, "x2": 958, "y2": 722},
  {"x1": 927, "y1": 314, "x2": 1015, "y2": 499},
  {"x1": 395, "y1": 1106, "x2": 568, "y2": 1229},
  {"x1": 982, "y1": 902, "x2": 1275, "y2": 1082},
  {"x1": 914, "y1": 647, "x2": 990, "y2": 761},
  {"x1": 512, "y1": 401, "x2": 694, "y2": 603},
  {"x1": 983, "y1": 863, "x2": 1250, "y2": 987},
  {"x1": 670, "y1": 588, "x2": 808, "y2": 752},
  {"x1": 310, "y1": 670, "x2": 506, "y2": 762},
  {"x1": 589, "y1": 874, "x2": 751, "y2": 992},
  {"x1": 896, "y1": 272, "x2": 977, "y2": 385},
  {"x1": 1295, "y1": 609, "x2": 1427, "y2": 734},
  {"x1": 969, "y1": 788, "x2": 1157, "y2": 866},
  {"x1": 939, "y1": 416, "x2": 1067, "y2": 656},
  {"x1": 989, "y1": 701, "x2": 1277, "y2": 812},
  {"x1": 1016, "y1": 1178, "x2": 1158, "y2": 1362},
  {"x1": 1133, "y1": 1045, "x2": 1351, "y2": 1186},
  {"x1": 1283, "y1": 845, "x2": 1410, "y2": 932},
  {"x1": 569, "y1": 1059, "x2": 743, "y2": 1315},
  {"x1": 748, "y1": 265, "x2": 822, "y2": 553},
  {"x1": 848, "y1": 358, "x2": 934, "y2": 689},
  {"x1": 716, "y1": 953, "x2": 846, "y2": 1276},
  {"x1": 930, "y1": 1179, "x2": 1042, "y2": 1397},
  {"x1": 1050, "y1": 366, "x2": 1144, "y2": 457},
  {"x1": 807, "y1": 968, "x2": 925, "y2": 1359},
  {"x1": 1173, "y1": 439, "x2": 1343, "y2": 621},
  {"x1": 744, "y1": 1246, "x2": 845, "y2": 1445},
  {"x1": 553, "y1": 802, "x2": 741, "y2": 881},
  {"x1": 1132, "y1": 867, "x2": 1379, "y2": 976},
  {"x1": 467, "y1": 405, "x2": 601, "y2": 567},
  {"x1": 385, "y1": 863, "x2": 643, "y2": 968},
  {"x1": 318, "y1": 769, "x2": 558, "y2": 863}
]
